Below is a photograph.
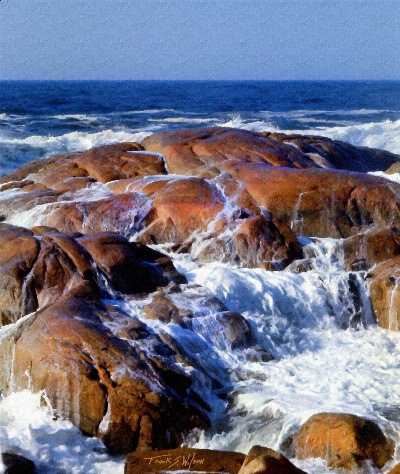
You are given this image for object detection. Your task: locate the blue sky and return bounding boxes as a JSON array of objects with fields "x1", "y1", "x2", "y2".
[{"x1": 0, "y1": 0, "x2": 398, "y2": 80}]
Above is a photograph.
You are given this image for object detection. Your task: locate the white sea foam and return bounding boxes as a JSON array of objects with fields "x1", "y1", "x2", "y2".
[
  {"x1": 162, "y1": 238, "x2": 400, "y2": 473},
  {"x1": 0, "y1": 129, "x2": 152, "y2": 151},
  {"x1": 148, "y1": 117, "x2": 218, "y2": 124},
  {"x1": 369, "y1": 171, "x2": 400, "y2": 184},
  {"x1": 0, "y1": 390, "x2": 124, "y2": 474},
  {"x1": 53, "y1": 114, "x2": 103, "y2": 124},
  {"x1": 218, "y1": 115, "x2": 400, "y2": 155}
]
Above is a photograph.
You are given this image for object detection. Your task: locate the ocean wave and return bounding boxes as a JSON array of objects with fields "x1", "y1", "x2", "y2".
[
  {"x1": 218, "y1": 115, "x2": 276, "y2": 132},
  {"x1": 148, "y1": 117, "x2": 219, "y2": 124},
  {"x1": 114, "y1": 108, "x2": 179, "y2": 115},
  {"x1": 52, "y1": 113, "x2": 104, "y2": 123},
  {"x1": 260, "y1": 108, "x2": 395, "y2": 119},
  {"x1": 0, "y1": 128, "x2": 154, "y2": 154},
  {"x1": 218, "y1": 116, "x2": 400, "y2": 155}
]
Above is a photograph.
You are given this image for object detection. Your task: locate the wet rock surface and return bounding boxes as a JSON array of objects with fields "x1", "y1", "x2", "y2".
[
  {"x1": 239, "y1": 445, "x2": 307, "y2": 474},
  {"x1": 294, "y1": 412, "x2": 394, "y2": 470},
  {"x1": 1, "y1": 128, "x2": 400, "y2": 461}
]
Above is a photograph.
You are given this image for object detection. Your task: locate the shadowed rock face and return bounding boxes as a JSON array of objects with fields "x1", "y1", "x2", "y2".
[{"x1": 294, "y1": 413, "x2": 394, "y2": 470}]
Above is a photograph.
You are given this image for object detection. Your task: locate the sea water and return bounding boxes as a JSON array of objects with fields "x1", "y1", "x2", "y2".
[
  {"x1": 1, "y1": 80, "x2": 400, "y2": 176},
  {"x1": 1, "y1": 81, "x2": 400, "y2": 473}
]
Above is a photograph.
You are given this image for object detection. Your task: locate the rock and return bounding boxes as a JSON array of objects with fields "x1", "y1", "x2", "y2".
[
  {"x1": 239, "y1": 445, "x2": 306, "y2": 474},
  {"x1": 0, "y1": 224, "x2": 184, "y2": 326},
  {"x1": 0, "y1": 288, "x2": 209, "y2": 454},
  {"x1": 0, "y1": 143, "x2": 152, "y2": 186},
  {"x1": 0, "y1": 224, "x2": 40, "y2": 325},
  {"x1": 140, "y1": 177, "x2": 224, "y2": 244},
  {"x1": 222, "y1": 162, "x2": 400, "y2": 238},
  {"x1": 388, "y1": 463, "x2": 400, "y2": 474},
  {"x1": 343, "y1": 227, "x2": 400, "y2": 270},
  {"x1": 78, "y1": 232, "x2": 172, "y2": 294},
  {"x1": 36, "y1": 192, "x2": 151, "y2": 237},
  {"x1": 2, "y1": 452, "x2": 36, "y2": 474},
  {"x1": 367, "y1": 255, "x2": 400, "y2": 330},
  {"x1": 142, "y1": 127, "x2": 319, "y2": 176},
  {"x1": 294, "y1": 412, "x2": 394, "y2": 470},
  {"x1": 386, "y1": 161, "x2": 400, "y2": 174},
  {"x1": 125, "y1": 448, "x2": 246, "y2": 474},
  {"x1": 232, "y1": 215, "x2": 302, "y2": 270},
  {"x1": 264, "y1": 132, "x2": 400, "y2": 172},
  {"x1": 216, "y1": 311, "x2": 253, "y2": 349}
]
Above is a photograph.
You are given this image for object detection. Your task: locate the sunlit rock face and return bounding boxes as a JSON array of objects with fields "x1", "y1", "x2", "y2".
[{"x1": 294, "y1": 413, "x2": 394, "y2": 470}]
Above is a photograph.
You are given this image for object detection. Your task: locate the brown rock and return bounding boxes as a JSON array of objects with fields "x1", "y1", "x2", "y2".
[
  {"x1": 232, "y1": 215, "x2": 302, "y2": 270},
  {"x1": 294, "y1": 413, "x2": 394, "y2": 470},
  {"x1": 125, "y1": 448, "x2": 246, "y2": 474},
  {"x1": 216, "y1": 311, "x2": 253, "y2": 349},
  {"x1": 343, "y1": 227, "x2": 400, "y2": 270},
  {"x1": 239, "y1": 445, "x2": 306, "y2": 474},
  {"x1": 78, "y1": 232, "x2": 175, "y2": 294},
  {"x1": 0, "y1": 289, "x2": 209, "y2": 454},
  {"x1": 222, "y1": 162, "x2": 400, "y2": 238},
  {"x1": 367, "y1": 255, "x2": 400, "y2": 330},
  {"x1": 388, "y1": 463, "x2": 400, "y2": 474},
  {"x1": 142, "y1": 128, "x2": 318, "y2": 176},
  {"x1": 2, "y1": 452, "x2": 36, "y2": 474},
  {"x1": 140, "y1": 177, "x2": 224, "y2": 244},
  {"x1": 0, "y1": 224, "x2": 40, "y2": 325},
  {"x1": 39, "y1": 192, "x2": 151, "y2": 237},
  {"x1": 265, "y1": 132, "x2": 400, "y2": 172}
]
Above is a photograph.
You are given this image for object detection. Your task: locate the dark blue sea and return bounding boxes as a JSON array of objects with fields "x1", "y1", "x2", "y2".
[{"x1": 1, "y1": 80, "x2": 400, "y2": 177}]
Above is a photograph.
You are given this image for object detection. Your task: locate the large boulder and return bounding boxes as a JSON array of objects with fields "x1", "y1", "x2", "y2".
[
  {"x1": 0, "y1": 287, "x2": 210, "y2": 454},
  {"x1": 0, "y1": 224, "x2": 40, "y2": 325},
  {"x1": 343, "y1": 227, "x2": 400, "y2": 270},
  {"x1": 0, "y1": 224, "x2": 183, "y2": 326},
  {"x1": 367, "y1": 255, "x2": 400, "y2": 330},
  {"x1": 265, "y1": 132, "x2": 400, "y2": 172},
  {"x1": 0, "y1": 143, "x2": 162, "y2": 187},
  {"x1": 142, "y1": 127, "x2": 319, "y2": 176},
  {"x1": 125, "y1": 448, "x2": 246, "y2": 474},
  {"x1": 294, "y1": 413, "x2": 394, "y2": 470},
  {"x1": 221, "y1": 162, "x2": 400, "y2": 238}
]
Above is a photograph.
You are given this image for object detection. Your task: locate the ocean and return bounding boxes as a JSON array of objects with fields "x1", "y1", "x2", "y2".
[
  {"x1": 1, "y1": 80, "x2": 400, "y2": 176},
  {"x1": 1, "y1": 81, "x2": 400, "y2": 474}
]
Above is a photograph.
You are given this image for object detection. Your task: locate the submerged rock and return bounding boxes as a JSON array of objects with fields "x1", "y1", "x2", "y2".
[
  {"x1": 239, "y1": 445, "x2": 307, "y2": 474},
  {"x1": 294, "y1": 412, "x2": 394, "y2": 470}
]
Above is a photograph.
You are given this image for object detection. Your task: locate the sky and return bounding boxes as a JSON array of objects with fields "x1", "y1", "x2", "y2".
[{"x1": 0, "y1": 0, "x2": 398, "y2": 80}]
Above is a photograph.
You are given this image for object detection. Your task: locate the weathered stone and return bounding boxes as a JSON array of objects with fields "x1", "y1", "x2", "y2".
[
  {"x1": 294, "y1": 413, "x2": 394, "y2": 470},
  {"x1": 264, "y1": 132, "x2": 400, "y2": 172},
  {"x1": 0, "y1": 288, "x2": 209, "y2": 454},
  {"x1": 2, "y1": 452, "x2": 36, "y2": 474},
  {"x1": 0, "y1": 224, "x2": 40, "y2": 325},
  {"x1": 239, "y1": 445, "x2": 306, "y2": 474},
  {"x1": 221, "y1": 162, "x2": 400, "y2": 238},
  {"x1": 343, "y1": 227, "x2": 400, "y2": 270},
  {"x1": 367, "y1": 255, "x2": 400, "y2": 330},
  {"x1": 125, "y1": 448, "x2": 246, "y2": 474}
]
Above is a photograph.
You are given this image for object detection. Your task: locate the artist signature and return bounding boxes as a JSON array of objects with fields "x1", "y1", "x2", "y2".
[{"x1": 144, "y1": 453, "x2": 205, "y2": 471}]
